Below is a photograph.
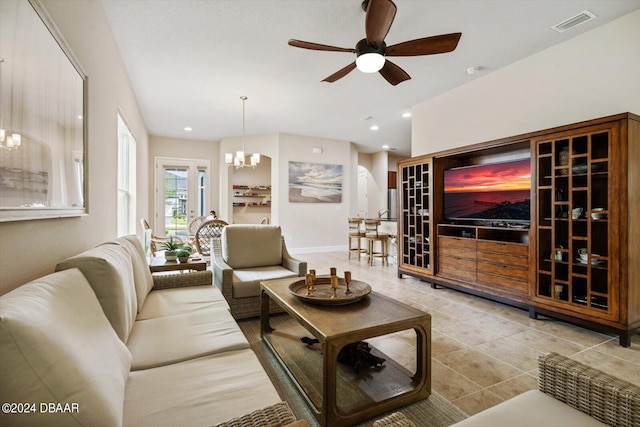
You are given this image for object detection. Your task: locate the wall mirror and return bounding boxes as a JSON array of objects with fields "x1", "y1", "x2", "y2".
[{"x1": 0, "y1": 0, "x2": 87, "y2": 221}]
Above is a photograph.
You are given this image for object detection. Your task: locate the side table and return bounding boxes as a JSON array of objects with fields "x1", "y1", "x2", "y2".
[{"x1": 148, "y1": 257, "x2": 207, "y2": 273}]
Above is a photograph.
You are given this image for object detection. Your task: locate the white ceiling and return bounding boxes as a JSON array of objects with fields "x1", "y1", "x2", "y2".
[{"x1": 101, "y1": 0, "x2": 640, "y2": 156}]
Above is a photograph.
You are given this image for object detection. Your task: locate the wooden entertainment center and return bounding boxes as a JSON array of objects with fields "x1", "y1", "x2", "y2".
[{"x1": 397, "y1": 113, "x2": 640, "y2": 346}]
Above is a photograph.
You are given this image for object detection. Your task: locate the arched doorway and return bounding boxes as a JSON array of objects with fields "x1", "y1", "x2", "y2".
[{"x1": 230, "y1": 155, "x2": 272, "y2": 224}]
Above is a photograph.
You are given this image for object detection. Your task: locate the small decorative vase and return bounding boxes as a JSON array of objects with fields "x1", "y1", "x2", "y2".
[
  {"x1": 178, "y1": 256, "x2": 189, "y2": 263},
  {"x1": 558, "y1": 147, "x2": 569, "y2": 175},
  {"x1": 164, "y1": 251, "x2": 177, "y2": 261},
  {"x1": 555, "y1": 285, "x2": 563, "y2": 299}
]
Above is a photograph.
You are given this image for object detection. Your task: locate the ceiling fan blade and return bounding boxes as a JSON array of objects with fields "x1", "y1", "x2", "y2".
[
  {"x1": 365, "y1": 0, "x2": 397, "y2": 46},
  {"x1": 386, "y1": 33, "x2": 462, "y2": 57},
  {"x1": 288, "y1": 39, "x2": 355, "y2": 53},
  {"x1": 322, "y1": 62, "x2": 357, "y2": 83},
  {"x1": 378, "y1": 60, "x2": 410, "y2": 86}
]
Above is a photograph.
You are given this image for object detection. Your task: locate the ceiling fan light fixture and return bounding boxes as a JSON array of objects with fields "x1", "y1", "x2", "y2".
[{"x1": 356, "y1": 52, "x2": 385, "y2": 73}]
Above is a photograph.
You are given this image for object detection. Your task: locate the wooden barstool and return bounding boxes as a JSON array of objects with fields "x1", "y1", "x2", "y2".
[
  {"x1": 348, "y1": 217, "x2": 366, "y2": 259},
  {"x1": 364, "y1": 218, "x2": 389, "y2": 266}
]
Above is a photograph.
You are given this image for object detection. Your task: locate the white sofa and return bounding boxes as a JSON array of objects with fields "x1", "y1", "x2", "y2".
[{"x1": 0, "y1": 235, "x2": 286, "y2": 427}]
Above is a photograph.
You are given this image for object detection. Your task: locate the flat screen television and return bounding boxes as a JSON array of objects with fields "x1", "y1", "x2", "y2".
[{"x1": 444, "y1": 158, "x2": 531, "y2": 224}]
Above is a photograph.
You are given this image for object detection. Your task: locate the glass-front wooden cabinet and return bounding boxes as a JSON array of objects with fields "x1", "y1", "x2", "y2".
[{"x1": 534, "y1": 123, "x2": 616, "y2": 321}]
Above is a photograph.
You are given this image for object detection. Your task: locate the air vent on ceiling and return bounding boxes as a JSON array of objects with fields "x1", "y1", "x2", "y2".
[{"x1": 551, "y1": 10, "x2": 596, "y2": 32}]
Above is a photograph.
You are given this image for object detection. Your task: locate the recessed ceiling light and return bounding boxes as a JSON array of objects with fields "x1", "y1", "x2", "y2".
[
  {"x1": 402, "y1": 112, "x2": 411, "y2": 118},
  {"x1": 184, "y1": 127, "x2": 192, "y2": 132},
  {"x1": 370, "y1": 125, "x2": 379, "y2": 131},
  {"x1": 382, "y1": 144, "x2": 390, "y2": 149},
  {"x1": 466, "y1": 66, "x2": 480, "y2": 75}
]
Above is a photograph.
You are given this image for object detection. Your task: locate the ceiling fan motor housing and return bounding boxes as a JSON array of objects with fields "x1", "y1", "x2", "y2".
[{"x1": 356, "y1": 38, "x2": 386, "y2": 56}]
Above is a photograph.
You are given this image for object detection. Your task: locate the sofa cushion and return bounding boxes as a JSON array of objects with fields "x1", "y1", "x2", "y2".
[
  {"x1": 127, "y1": 307, "x2": 250, "y2": 370},
  {"x1": 124, "y1": 349, "x2": 281, "y2": 427},
  {"x1": 222, "y1": 225, "x2": 282, "y2": 269},
  {"x1": 56, "y1": 244, "x2": 137, "y2": 342},
  {"x1": 232, "y1": 266, "x2": 299, "y2": 298},
  {"x1": 0, "y1": 269, "x2": 131, "y2": 427},
  {"x1": 451, "y1": 390, "x2": 607, "y2": 427},
  {"x1": 137, "y1": 285, "x2": 229, "y2": 320},
  {"x1": 107, "y1": 235, "x2": 155, "y2": 312}
]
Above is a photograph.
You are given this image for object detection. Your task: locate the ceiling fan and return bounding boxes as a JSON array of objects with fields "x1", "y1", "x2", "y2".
[{"x1": 288, "y1": 0, "x2": 461, "y2": 86}]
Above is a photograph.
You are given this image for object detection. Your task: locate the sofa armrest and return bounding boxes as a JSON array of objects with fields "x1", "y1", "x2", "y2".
[
  {"x1": 538, "y1": 352, "x2": 640, "y2": 427},
  {"x1": 281, "y1": 237, "x2": 307, "y2": 277},
  {"x1": 211, "y1": 238, "x2": 235, "y2": 299},
  {"x1": 152, "y1": 270, "x2": 212, "y2": 290}
]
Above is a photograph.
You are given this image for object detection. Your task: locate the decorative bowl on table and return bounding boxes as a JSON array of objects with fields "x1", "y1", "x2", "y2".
[{"x1": 288, "y1": 276, "x2": 371, "y2": 306}]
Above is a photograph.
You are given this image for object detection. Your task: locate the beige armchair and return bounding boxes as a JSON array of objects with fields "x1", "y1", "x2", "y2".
[{"x1": 211, "y1": 225, "x2": 307, "y2": 320}]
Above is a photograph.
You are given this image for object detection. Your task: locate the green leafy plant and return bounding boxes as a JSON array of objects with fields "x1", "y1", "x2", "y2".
[
  {"x1": 176, "y1": 248, "x2": 191, "y2": 258},
  {"x1": 161, "y1": 236, "x2": 182, "y2": 252}
]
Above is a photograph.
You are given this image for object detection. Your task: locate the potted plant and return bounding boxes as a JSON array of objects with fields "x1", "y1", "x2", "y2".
[
  {"x1": 176, "y1": 247, "x2": 191, "y2": 263},
  {"x1": 161, "y1": 236, "x2": 182, "y2": 261}
]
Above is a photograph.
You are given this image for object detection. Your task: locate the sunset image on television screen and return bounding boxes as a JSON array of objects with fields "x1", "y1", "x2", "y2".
[
  {"x1": 444, "y1": 159, "x2": 531, "y2": 220},
  {"x1": 444, "y1": 159, "x2": 530, "y2": 193}
]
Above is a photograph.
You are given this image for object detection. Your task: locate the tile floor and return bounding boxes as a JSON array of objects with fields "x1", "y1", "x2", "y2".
[{"x1": 298, "y1": 250, "x2": 640, "y2": 416}]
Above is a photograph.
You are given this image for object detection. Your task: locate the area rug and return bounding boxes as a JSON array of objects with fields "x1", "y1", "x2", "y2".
[{"x1": 238, "y1": 316, "x2": 468, "y2": 426}]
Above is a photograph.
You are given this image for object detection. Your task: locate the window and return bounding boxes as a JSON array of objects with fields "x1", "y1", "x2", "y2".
[{"x1": 117, "y1": 114, "x2": 136, "y2": 236}]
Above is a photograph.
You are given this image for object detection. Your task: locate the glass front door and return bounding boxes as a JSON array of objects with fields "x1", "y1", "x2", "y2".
[{"x1": 154, "y1": 157, "x2": 210, "y2": 238}]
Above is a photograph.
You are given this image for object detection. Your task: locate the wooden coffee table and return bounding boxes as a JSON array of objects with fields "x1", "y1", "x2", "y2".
[{"x1": 260, "y1": 277, "x2": 431, "y2": 427}]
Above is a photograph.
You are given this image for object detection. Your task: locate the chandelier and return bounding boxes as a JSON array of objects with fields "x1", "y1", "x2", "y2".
[
  {"x1": 225, "y1": 96, "x2": 260, "y2": 168},
  {"x1": 0, "y1": 57, "x2": 22, "y2": 151}
]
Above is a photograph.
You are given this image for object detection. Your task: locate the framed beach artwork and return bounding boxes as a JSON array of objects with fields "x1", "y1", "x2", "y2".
[
  {"x1": 0, "y1": 0, "x2": 87, "y2": 222},
  {"x1": 288, "y1": 161, "x2": 342, "y2": 203}
]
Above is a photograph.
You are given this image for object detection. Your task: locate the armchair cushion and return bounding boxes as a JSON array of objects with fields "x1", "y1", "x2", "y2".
[
  {"x1": 232, "y1": 266, "x2": 300, "y2": 298},
  {"x1": 0, "y1": 269, "x2": 131, "y2": 427},
  {"x1": 451, "y1": 390, "x2": 606, "y2": 427},
  {"x1": 222, "y1": 225, "x2": 282, "y2": 269}
]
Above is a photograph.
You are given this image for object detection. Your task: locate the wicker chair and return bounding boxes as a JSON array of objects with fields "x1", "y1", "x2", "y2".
[
  {"x1": 140, "y1": 218, "x2": 184, "y2": 256},
  {"x1": 452, "y1": 352, "x2": 640, "y2": 426},
  {"x1": 194, "y1": 219, "x2": 228, "y2": 258},
  {"x1": 211, "y1": 225, "x2": 307, "y2": 320},
  {"x1": 187, "y1": 215, "x2": 206, "y2": 235}
]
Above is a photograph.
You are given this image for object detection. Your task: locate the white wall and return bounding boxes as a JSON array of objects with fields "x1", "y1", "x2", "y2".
[
  {"x1": 412, "y1": 9, "x2": 640, "y2": 155},
  {"x1": 0, "y1": 0, "x2": 148, "y2": 294},
  {"x1": 372, "y1": 151, "x2": 388, "y2": 216},
  {"x1": 358, "y1": 151, "x2": 393, "y2": 218},
  {"x1": 278, "y1": 133, "x2": 354, "y2": 252}
]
